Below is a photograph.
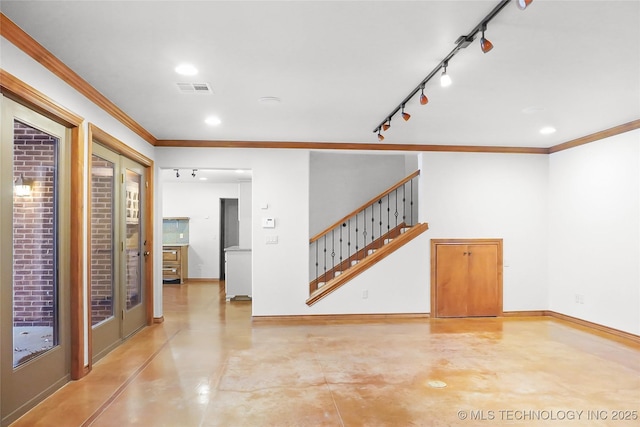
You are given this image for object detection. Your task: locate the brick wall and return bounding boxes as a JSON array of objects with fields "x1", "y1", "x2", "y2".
[
  {"x1": 13, "y1": 121, "x2": 57, "y2": 328},
  {"x1": 91, "y1": 155, "x2": 115, "y2": 325}
]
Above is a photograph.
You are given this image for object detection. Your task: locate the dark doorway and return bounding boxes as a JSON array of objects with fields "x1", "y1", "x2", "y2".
[{"x1": 219, "y1": 198, "x2": 239, "y2": 280}]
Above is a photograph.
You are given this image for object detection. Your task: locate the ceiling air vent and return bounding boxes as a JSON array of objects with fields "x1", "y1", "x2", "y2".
[{"x1": 176, "y1": 82, "x2": 213, "y2": 94}]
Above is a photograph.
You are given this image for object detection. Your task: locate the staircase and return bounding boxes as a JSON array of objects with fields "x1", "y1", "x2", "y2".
[{"x1": 307, "y1": 170, "x2": 428, "y2": 306}]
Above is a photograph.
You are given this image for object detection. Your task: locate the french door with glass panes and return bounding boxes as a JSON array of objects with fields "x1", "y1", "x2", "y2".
[
  {"x1": 1, "y1": 97, "x2": 71, "y2": 426},
  {"x1": 91, "y1": 143, "x2": 147, "y2": 362}
]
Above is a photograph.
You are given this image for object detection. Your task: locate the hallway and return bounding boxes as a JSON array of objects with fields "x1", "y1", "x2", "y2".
[{"x1": 10, "y1": 281, "x2": 640, "y2": 427}]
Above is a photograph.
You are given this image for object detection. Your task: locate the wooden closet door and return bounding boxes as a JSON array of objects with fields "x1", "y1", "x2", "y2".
[
  {"x1": 435, "y1": 244, "x2": 468, "y2": 317},
  {"x1": 431, "y1": 239, "x2": 503, "y2": 318},
  {"x1": 467, "y1": 244, "x2": 499, "y2": 316}
]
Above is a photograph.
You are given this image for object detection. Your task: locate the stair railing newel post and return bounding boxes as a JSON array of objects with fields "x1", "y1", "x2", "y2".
[
  {"x1": 315, "y1": 240, "x2": 318, "y2": 289},
  {"x1": 355, "y1": 213, "x2": 359, "y2": 262},
  {"x1": 402, "y1": 184, "x2": 406, "y2": 225},
  {"x1": 386, "y1": 193, "x2": 391, "y2": 235},
  {"x1": 410, "y1": 178, "x2": 414, "y2": 226},
  {"x1": 378, "y1": 199, "x2": 383, "y2": 243},
  {"x1": 323, "y1": 234, "x2": 327, "y2": 285},
  {"x1": 347, "y1": 219, "x2": 351, "y2": 263},
  {"x1": 331, "y1": 229, "x2": 336, "y2": 277},
  {"x1": 340, "y1": 227, "x2": 342, "y2": 269},
  {"x1": 394, "y1": 188, "x2": 399, "y2": 229},
  {"x1": 363, "y1": 207, "x2": 367, "y2": 257}
]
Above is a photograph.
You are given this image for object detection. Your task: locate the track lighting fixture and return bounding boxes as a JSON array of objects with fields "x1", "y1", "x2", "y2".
[
  {"x1": 420, "y1": 86, "x2": 429, "y2": 105},
  {"x1": 440, "y1": 62, "x2": 452, "y2": 87},
  {"x1": 516, "y1": 0, "x2": 533, "y2": 10},
  {"x1": 372, "y1": 0, "x2": 531, "y2": 140},
  {"x1": 401, "y1": 105, "x2": 411, "y2": 121},
  {"x1": 480, "y1": 24, "x2": 493, "y2": 53},
  {"x1": 191, "y1": 169, "x2": 198, "y2": 178},
  {"x1": 174, "y1": 169, "x2": 180, "y2": 178}
]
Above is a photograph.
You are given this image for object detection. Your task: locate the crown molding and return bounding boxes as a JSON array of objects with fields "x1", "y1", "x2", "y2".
[
  {"x1": 548, "y1": 119, "x2": 640, "y2": 154},
  {"x1": 155, "y1": 139, "x2": 550, "y2": 154},
  {"x1": 0, "y1": 13, "x2": 156, "y2": 145}
]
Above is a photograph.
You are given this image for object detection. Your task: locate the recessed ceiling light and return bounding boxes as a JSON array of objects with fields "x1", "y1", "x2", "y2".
[
  {"x1": 258, "y1": 96, "x2": 281, "y2": 105},
  {"x1": 175, "y1": 63, "x2": 198, "y2": 76},
  {"x1": 540, "y1": 126, "x2": 556, "y2": 135},
  {"x1": 205, "y1": 116, "x2": 221, "y2": 126}
]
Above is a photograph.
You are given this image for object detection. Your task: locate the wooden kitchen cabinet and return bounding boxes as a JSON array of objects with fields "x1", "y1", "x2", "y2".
[
  {"x1": 431, "y1": 239, "x2": 503, "y2": 317},
  {"x1": 162, "y1": 245, "x2": 188, "y2": 284}
]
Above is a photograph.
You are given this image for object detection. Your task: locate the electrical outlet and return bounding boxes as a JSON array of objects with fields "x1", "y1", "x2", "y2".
[{"x1": 575, "y1": 294, "x2": 585, "y2": 304}]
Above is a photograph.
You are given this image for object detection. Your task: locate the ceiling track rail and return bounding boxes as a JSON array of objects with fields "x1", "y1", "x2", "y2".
[{"x1": 372, "y1": 0, "x2": 513, "y2": 136}]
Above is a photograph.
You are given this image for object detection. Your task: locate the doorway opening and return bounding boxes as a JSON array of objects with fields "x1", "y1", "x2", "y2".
[{"x1": 160, "y1": 168, "x2": 252, "y2": 283}]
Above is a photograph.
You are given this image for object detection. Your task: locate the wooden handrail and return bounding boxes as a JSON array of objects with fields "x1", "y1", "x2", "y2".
[
  {"x1": 309, "y1": 170, "x2": 420, "y2": 243},
  {"x1": 306, "y1": 222, "x2": 429, "y2": 305}
]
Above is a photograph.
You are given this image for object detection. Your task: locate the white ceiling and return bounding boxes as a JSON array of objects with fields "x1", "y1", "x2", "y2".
[{"x1": 1, "y1": 1, "x2": 639, "y2": 148}]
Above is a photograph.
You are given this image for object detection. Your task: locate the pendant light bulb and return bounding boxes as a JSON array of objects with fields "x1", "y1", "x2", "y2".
[
  {"x1": 382, "y1": 119, "x2": 391, "y2": 131},
  {"x1": 377, "y1": 129, "x2": 384, "y2": 142},
  {"x1": 516, "y1": 0, "x2": 533, "y2": 10},
  {"x1": 440, "y1": 63, "x2": 452, "y2": 87},
  {"x1": 480, "y1": 25, "x2": 493, "y2": 53},
  {"x1": 401, "y1": 105, "x2": 411, "y2": 121},
  {"x1": 420, "y1": 87, "x2": 429, "y2": 105}
]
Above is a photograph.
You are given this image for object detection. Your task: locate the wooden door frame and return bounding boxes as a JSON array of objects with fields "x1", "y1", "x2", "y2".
[
  {"x1": 430, "y1": 238, "x2": 503, "y2": 317},
  {"x1": 87, "y1": 124, "x2": 154, "y2": 373},
  {"x1": 219, "y1": 198, "x2": 239, "y2": 280},
  {"x1": 1, "y1": 70, "x2": 86, "y2": 383}
]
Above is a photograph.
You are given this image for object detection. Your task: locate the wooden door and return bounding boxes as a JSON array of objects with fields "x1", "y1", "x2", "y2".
[
  {"x1": 467, "y1": 244, "x2": 500, "y2": 316},
  {"x1": 431, "y1": 239, "x2": 502, "y2": 318},
  {"x1": 435, "y1": 244, "x2": 468, "y2": 317}
]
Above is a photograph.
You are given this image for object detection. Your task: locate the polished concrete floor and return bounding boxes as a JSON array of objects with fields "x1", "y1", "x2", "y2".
[{"x1": 11, "y1": 281, "x2": 640, "y2": 427}]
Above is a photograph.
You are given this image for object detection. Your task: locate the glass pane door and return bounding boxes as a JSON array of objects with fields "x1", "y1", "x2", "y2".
[
  {"x1": 125, "y1": 168, "x2": 142, "y2": 310},
  {"x1": 12, "y1": 120, "x2": 60, "y2": 367},
  {"x1": 91, "y1": 154, "x2": 116, "y2": 326},
  {"x1": 1, "y1": 96, "x2": 70, "y2": 426},
  {"x1": 122, "y1": 158, "x2": 146, "y2": 338},
  {"x1": 90, "y1": 145, "x2": 121, "y2": 362}
]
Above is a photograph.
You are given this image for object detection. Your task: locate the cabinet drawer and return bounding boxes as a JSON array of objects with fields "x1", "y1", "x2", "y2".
[
  {"x1": 163, "y1": 249, "x2": 180, "y2": 262},
  {"x1": 163, "y1": 266, "x2": 181, "y2": 280}
]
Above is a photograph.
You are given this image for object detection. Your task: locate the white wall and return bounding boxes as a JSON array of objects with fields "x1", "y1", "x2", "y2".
[
  {"x1": 162, "y1": 182, "x2": 239, "y2": 279},
  {"x1": 549, "y1": 131, "x2": 640, "y2": 335},
  {"x1": 420, "y1": 151, "x2": 550, "y2": 312},
  {"x1": 155, "y1": 148, "x2": 310, "y2": 316},
  {"x1": 238, "y1": 181, "x2": 252, "y2": 248},
  {"x1": 307, "y1": 232, "x2": 430, "y2": 314},
  {"x1": 309, "y1": 152, "x2": 409, "y2": 235},
  {"x1": 155, "y1": 147, "x2": 432, "y2": 316}
]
